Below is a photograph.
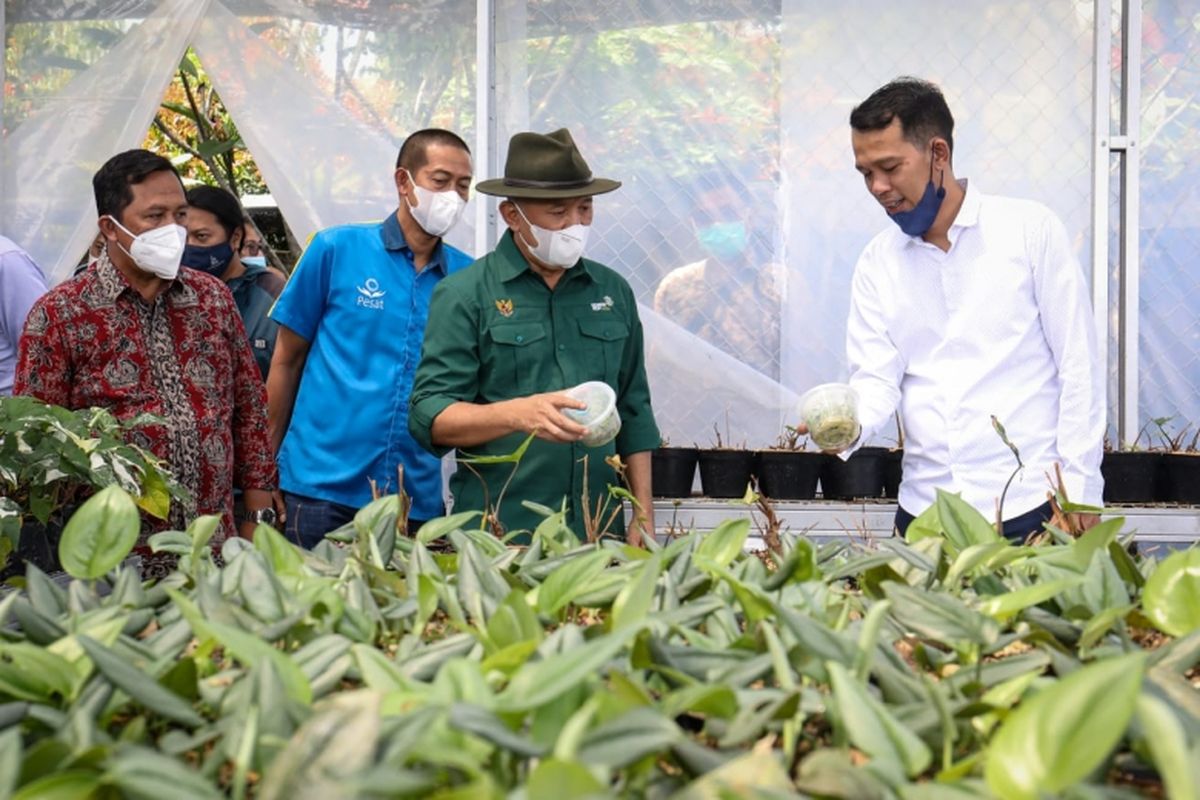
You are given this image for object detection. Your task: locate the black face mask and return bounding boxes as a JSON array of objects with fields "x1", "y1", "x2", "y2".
[{"x1": 181, "y1": 241, "x2": 234, "y2": 277}]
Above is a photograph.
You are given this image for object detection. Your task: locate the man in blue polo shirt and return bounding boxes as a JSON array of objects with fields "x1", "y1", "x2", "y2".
[{"x1": 267, "y1": 128, "x2": 474, "y2": 547}]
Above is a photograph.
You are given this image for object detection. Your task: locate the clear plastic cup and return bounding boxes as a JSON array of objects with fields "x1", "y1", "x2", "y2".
[
  {"x1": 798, "y1": 383, "x2": 861, "y2": 450},
  {"x1": 563, "y1": 381, "x2": 621, "y2": 447}
]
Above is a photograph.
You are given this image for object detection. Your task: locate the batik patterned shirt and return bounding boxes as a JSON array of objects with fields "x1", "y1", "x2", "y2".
[{"x1": 14, "y1": 252, "x2": 277, "y2": 539}]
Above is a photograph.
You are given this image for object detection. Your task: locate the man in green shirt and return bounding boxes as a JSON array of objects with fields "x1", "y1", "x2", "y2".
[{"x1": 409, "y1": 129, "x2": 660, "y2": 544}]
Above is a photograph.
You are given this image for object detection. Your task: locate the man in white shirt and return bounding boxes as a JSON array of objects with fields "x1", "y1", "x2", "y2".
[{"x1": 819, "y1": 77, "x2": 1104, "y2": 540}]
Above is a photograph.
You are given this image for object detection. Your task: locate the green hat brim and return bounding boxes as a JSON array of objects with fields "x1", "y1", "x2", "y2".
[{"x1": 475, "y1": 177, "x2": 621, "y2": 199}]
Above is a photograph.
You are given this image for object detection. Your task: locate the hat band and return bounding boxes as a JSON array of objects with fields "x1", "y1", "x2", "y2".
[{"x1": 503, "y1": 174, "x2": 594, "y2": 189}]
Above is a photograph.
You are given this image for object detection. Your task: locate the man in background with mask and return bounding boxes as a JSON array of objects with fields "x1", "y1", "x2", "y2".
[
  {"x1": 653, "y1": 166, "x2": 781, "y2": 379},
  {"x1": 15, "y1": 149, "x2": 280, "y2": 568},
  {"x1": 801, "y1": 77, "x2": 1103, "y2": 541},
  {"x1": 409, "y1": 128, "x2": 660, "y2": 545},
  {"x1": 267, "y1": 128, "x2": 473, "y2": 548}
]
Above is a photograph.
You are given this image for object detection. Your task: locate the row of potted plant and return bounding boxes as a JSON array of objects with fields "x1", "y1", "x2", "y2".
[
  {"x1": 653, "y1": 444, "x2": 903, "y2": 501},
  {"x1": 1102, "y1": 418, "x2": 1200, "y2": 505},
  {"x1": 1102, "y1": 449, "x2": 1200, "y2": 504},
  {"x1": 655, "y1": 416, "x2": 1200, "y2": 505}
]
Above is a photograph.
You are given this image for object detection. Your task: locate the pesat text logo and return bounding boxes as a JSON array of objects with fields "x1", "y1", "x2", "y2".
[{"x1": 356, "y1": 277, "x2": 386, "y2": 310}]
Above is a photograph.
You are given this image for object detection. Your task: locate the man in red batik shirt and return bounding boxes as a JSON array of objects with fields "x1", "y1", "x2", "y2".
[{"x1": 15, "y1": 150, "x2": 282, "y2": 568}]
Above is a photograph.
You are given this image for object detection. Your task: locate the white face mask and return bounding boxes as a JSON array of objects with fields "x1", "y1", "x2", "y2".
[
  {"x1": 514, "y1": 203, "x2": 589, "y2": 270},
  {"x1": 106, "y1": 216, "x2": 187, "y2": 280},
  {"x1": 402, "y1": 169, "x2": 467, "y2": 238}
]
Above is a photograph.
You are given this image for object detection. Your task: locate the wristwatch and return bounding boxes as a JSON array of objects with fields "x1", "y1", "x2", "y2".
[{"x1": 242, "y1": 507, "x2": 278, "y2": 526}]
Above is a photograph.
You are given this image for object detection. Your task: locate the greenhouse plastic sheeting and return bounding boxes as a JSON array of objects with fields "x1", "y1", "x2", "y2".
[{"x1": 2, "y1": 0, "x2": 1197, "y2": 447}]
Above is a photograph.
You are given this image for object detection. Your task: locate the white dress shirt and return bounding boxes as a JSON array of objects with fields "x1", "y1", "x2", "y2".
[{"x1": 846, "y1": 181, "x2": 1105, "y2": 519}]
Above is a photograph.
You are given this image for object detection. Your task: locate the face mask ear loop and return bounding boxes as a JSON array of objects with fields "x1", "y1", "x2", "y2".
[
  {"x1": 400, "y1": 168, "x2": 419, "y2": 212},
  {"x1": 931, "y1": 144, "x2": 946, "y2": 196},
  {"x1": 104, "y1": 215, "x2": 137, "y2": 263},
  {"x1": 513, "y1": 202, "x2": 540, "y2": 253}
]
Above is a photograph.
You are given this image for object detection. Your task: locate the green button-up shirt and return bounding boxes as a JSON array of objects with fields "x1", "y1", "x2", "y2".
[{"x1": 409, "y1": 231, "x2": 660, "y2": 537}]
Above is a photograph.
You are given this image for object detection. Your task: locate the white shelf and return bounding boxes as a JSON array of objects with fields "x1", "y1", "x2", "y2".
[{"x1": 645, "y1": 498, "x2": 1200, "y2": 550}]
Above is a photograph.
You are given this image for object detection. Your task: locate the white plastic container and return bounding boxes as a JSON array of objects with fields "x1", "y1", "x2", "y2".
[
  {"x1": 798, "y1": 382, "x2": 861, "y2": 451},
  {"x1": 563, "y1": 381, "x2": 621, "y2": 447}
]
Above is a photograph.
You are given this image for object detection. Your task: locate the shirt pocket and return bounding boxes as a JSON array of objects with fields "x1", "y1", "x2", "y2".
[
  {"x1": 487, "y1": 321, "x2": 549, "y2": 394},
  {"x1": 577, "y1": 317, "x2": 629, "y2": 385}
]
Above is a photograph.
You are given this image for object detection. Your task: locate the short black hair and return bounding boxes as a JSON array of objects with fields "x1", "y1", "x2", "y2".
[
  {"x1": 186, "y1": 185, "x2": 245, "y2": 241},
  {"x1": 395, "y1": 128, "x2": 471, "y2": 172},
  {"x1": 850, "y1": 77, "x2": 955, "y2": 156},
  {"x1": 93, "y1": 149, "x2": 183, "y2": 223}
]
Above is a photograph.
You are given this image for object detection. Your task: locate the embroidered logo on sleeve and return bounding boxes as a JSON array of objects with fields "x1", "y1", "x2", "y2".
[
  {"x1": 495, "y1": 298, "x2": 514, "y2": 317},
  {"x1": 356, "y1": 278, "x2": 386, "y2": 309}
]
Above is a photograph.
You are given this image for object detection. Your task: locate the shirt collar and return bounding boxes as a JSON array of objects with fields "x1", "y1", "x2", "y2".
[
  {"x1": 951, "y1": 179, "x2": 979, "y2": 229},
  {"x1": 383, "y1": 208, "x2": 448, "y2": 275},
  {"x1": 94, "y1": 250, "x2": 197, "y2": 305},
  {"x1": 902, "y1": 178, "x2": 976, "y2": 250},
  {"x1": 493, "y1": 229, "x2": 596, "y2": 285}
]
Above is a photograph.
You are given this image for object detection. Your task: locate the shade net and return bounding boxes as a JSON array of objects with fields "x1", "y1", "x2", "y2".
[{"x1": 3, "y1": 0, "x2": 1196, "y2": 446}]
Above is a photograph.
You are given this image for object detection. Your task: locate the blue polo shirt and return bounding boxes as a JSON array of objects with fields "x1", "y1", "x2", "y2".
[{"x1": 270, "y1": 211, "x2": 471, "y2": 518}]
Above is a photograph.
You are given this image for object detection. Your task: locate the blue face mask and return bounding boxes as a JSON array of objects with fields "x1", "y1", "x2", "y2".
[
  {"x1": 889, "y1": 151, "x2": 946, "y2": 237},
  {"x1": 181, "y1": 241, "x2": 233, "y2": 277},
  {"x1": 696, "y1": 220, "x2": 748, "y2": 262},
  {"x1": 241, "y1": 255, "x2": 267, "y2": 269}
]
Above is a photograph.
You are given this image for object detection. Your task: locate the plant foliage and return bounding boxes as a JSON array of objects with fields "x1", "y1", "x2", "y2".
[
  {"x1": 0, "y1": 487, "x2": 1196, "y2": 797},
  {"x1": 0, "y1": 398, "x2": 184, "y2": 570}
]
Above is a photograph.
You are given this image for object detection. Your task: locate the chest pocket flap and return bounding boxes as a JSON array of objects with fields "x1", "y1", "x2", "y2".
[
  {"x1": 489, "y1": 321, "x2": 547, "y2": 347},
  {"x1": 578, "y1": 317, "x2": 628, "y2": 342}
]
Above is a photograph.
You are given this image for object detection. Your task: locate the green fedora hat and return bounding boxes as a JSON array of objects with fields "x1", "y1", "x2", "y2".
[{"x1": 476, "y1": 128, "x2": 621, "y2": 199}]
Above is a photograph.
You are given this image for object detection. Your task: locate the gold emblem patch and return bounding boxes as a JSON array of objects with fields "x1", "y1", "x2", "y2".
[{"x1": 495, "y1": 298, "x2": 514, "y2": 317}]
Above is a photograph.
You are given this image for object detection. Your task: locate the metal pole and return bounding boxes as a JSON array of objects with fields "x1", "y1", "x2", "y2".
[
  {"x1": 474, "y1": 0, "x2": 496, "y2": 256},
  {"x1": 1, "y1": 0, "x2": 6, "y2": 220},
  {"x1": 1117, "y1": 0, "x2": 1142, "y2": 444},
  {"x1": 1090, "y1": 0, "x2": 1112, "y2": 437}
]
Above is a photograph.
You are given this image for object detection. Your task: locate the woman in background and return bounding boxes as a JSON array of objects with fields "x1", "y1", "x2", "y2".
[{"x1": 183, "y1": 186, "x2": 284, "y2": 380}]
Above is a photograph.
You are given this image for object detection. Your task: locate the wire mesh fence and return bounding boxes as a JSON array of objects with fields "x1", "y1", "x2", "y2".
[
  {"x1": 0, "y1": 0, "x2": 1196, "y2": 443},
  {"x1": 1135, "y1": 0, "x2": 1200, "y2": 445}
]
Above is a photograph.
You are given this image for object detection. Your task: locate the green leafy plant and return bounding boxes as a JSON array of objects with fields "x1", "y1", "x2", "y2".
[
  {"x1": 0, "y1": 485, "x2": 1195, "y2": 797},
  {"x1": 769, "y1": 424, "x2": 807, "y2": 451},
  {"x1": 1141, "y1": 548, "x2": 1200, "y2": 637},
  {"x1": 0, "y1": 397, "x2": 185, "y2": 571},
  {"x1": 1151, "y1": 415, "x2": 1200, "y2": 453},
  {"x1": 455, "y1": 432, "x2": 536, "y2": 538},
  {"x1": 990, "y1": 414, "x2": 1024, "y2": 535}
]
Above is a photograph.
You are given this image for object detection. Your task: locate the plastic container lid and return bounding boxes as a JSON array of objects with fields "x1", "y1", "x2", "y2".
[
  {"x1": 798, "y1": 382, "x2": 861, "y2": 450},
  {"x1": 563, "y1": 381, "x2": 621, "y2": 447}
]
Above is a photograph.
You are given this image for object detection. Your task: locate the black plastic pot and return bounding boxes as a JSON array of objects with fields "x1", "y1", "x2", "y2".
[
  {"x1": 1160, "y1": 453, "x2": 1200, "y2": 504},
  {"x1": 755, "y1": 450, "x2": 822, "y2": 500},
  {"x1": 820, "y1": 447, "x2": 887, "y2": 500},
  {"x1": 651, "y1": 447, "x2": 699, "y2": 498},
  {"x1": 698, "y1": 449, "x2": 756, "y2": 498},
  {"x1": 1100, "y1": 451, "x2": 1162, "y2": 504},
  {"x1": 883, "y1": 449, "x2": 903, "y2": 499},
  {"x1": 0, "y1": 517, "x2": 65, "y2": 582}
]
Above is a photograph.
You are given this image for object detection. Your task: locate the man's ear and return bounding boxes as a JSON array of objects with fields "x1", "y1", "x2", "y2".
[
  {"x1": 498, "y1": 200, "x2": 521, "y2": 231},
  {"x1": 231, "y1": 226, "x2": 244, "y2": 252},
  {"x1": 97, "y1": 215, "x2": 120, "y2": 242},
  {"x1": 394, "y1": 166, "x2": 410, "y2": 195},
  {"x1": 932, "y1": 137, "x2": 951, "y2": 168}
]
